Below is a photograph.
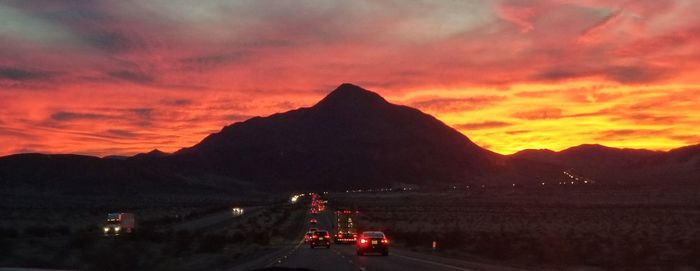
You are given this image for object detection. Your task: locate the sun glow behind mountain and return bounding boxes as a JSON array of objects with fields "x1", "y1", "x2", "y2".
[{"x1": 1, "y1": 1, "x2": 699, "y2": 156}]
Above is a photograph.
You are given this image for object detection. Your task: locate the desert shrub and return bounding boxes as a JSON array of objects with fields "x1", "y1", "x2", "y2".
[
  {"x1": 251, "y1": 231, "x2": 271, "y2": 246},
  {"x1": 0, "y1": 238, "x2": 16, "y2": 260},
  {"x1": 228, "y1": 231, "x2": 245, "y2": 243},
  {"x1": 23, "y1": 225, "x2": 71, "y2": 237},
  {"x1": 67, "y1": 230, "x2": 98, "y2": 250},
  {"x1": 126, "y1": 226, "x2": 166, "y2": 243},
  {"x1": 395, "y1": 230, "x2": 434, "y2": 248},
  {"x1": 436, "y1": 229, "x2": 467, "y2": 250},
  {"x1": 81, "y1": 241, "x2": 157, "y2": 271},
  {"x1": 163, "y1": 230, "x2": 194, "y2": 256},
  {"x1": 197, "y1": 233, "x2": 227, "y2": 253},
  {"x1": 0, "y1": 227, "x2": 19, "y2": 238}
]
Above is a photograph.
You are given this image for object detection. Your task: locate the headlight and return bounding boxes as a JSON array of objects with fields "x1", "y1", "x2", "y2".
[
  {"x1": 114, "y1": 226, "x2": 121, "y2": 232},
  {"x1": 103, "y1": 227, "x2": 109, "y2": 232}
]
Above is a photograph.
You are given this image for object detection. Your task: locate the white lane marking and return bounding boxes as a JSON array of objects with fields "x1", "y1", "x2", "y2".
[{"x1": 391, "y1": 253, "x2": 476, "y2": 271}]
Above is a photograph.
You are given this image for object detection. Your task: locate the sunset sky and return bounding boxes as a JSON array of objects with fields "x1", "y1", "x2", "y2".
[{"x1": 1, "y1": 0, "x2": 699, "y2": 156}]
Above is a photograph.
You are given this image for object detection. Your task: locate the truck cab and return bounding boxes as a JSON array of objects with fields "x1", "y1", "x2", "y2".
[{"x1": 103, "y1": 212, "x2": 135, "y2": 235}]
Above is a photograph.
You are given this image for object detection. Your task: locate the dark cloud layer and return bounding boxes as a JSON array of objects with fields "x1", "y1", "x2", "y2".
[
  {"x1": 455, "y1": 121, "x2": 512, "y2": 130},
  {"x1": 0, "y1": 67, "x2": 53, "y2": 81}
]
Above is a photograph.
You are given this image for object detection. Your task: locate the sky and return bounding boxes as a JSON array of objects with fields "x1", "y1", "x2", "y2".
[{"x1": 1, "y1": 0, "x2": 699, "y2": 156}]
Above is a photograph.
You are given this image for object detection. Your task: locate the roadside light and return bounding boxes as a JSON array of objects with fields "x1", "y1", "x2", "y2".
[{"x1": 103, "y1": 227, "x2": 109, "y2": 232}]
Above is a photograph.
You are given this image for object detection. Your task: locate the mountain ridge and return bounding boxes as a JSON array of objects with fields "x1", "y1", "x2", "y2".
[{"x1": 0, "y1": 83, "x2": 698, "y2": 199}]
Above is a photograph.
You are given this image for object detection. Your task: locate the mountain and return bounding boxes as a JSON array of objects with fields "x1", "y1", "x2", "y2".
[
  {"x1": 510, "y1": 144, "x2": 700, "y2": 185},
  {"x1": 1, "y1": 83, "x2": 698, "y2": 201},
  {"x1": 163, "y1": 83, "x2": 504, "y2": 190}
]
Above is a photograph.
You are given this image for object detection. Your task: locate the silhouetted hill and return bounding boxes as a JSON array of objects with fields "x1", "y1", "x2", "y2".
[
  {"x1": 1, "y1": 83, "x2": 698, "y2": 200},
  {"x1": 511, "y1": 144, "x2": 700, "y2": 185},
  {"x1": 0, "y1": 153, "x2": 234, "y2": 206},
  {"x1": 167, "y1": 83, "x2": 504, "y2": 190}
]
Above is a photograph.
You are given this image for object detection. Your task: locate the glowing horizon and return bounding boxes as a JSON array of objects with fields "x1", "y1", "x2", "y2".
[{"x1": 1, "y1": 0, "x2": 699, "y2": 156}]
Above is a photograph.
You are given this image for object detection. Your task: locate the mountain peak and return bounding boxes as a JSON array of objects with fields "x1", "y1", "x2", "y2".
[
  {"x1": 314, "y1": 83, "x2": 389, "y2": 109},
  {"x1": 131, "y1": 148, "x2": 169, "y2": 159}
]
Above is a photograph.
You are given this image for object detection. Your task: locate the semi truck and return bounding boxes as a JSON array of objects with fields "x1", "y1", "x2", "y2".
[
  {"x1": 334, "y1": 208, "x2": 358, "y2": 244},
  {"x1": 103, "y1": 212, "x2": 136, "y2": 235}
]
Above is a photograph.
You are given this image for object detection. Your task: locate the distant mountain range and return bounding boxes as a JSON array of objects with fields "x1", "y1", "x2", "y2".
[
  {"x1": 509, "y1": 144, "x2": 700, "y2": 185},
  {"x1": 1, "y1": 84, "x2": 698, "y2": 198}
]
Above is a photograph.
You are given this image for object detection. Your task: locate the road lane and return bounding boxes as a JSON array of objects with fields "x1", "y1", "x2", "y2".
[
  {"x1": 222, "y1": 196, "x2": 525, "y2": 271},
  {"x1": 261, "y1": 202, "x2": 525, "y2": 271},
  {"x1": 226, "y1": 203, "x2": 314, "y2": 271}
]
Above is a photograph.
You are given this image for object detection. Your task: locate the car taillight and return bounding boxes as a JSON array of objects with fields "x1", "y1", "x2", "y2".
[
  {"x1": 312, "y1": 236, "x2": 318, "y2": 239},
  {"x1": 381, "y1": 238, "x2": 389, "y2": 244},
  {"x1": 325, "y1": 234, "x2": 330, "y2": 238},
  {"x1": 359, "y1": 238, "x2": 367, "y2": 245}
]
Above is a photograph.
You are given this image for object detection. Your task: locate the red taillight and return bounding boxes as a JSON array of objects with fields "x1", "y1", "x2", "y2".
[
  {"x1": 325, "y1": 234, "x2": 330, "y2": 238},
  {"x1": 381, "y1": 238, "x2": 389, "y2": 244},
  {"x1": 312, "y1": 236, "x2": 318, "y2": 239},
  {"x1": 359, "y1": 238, "x2": 367, "y2": 245}
]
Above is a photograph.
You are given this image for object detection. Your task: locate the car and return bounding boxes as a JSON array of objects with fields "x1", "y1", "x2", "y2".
[
  {"x1": 356, "y1": 231, "x2": 389, "y2": 256},
  {"x1": 309, "y1": 218, "x2": 318, "y2": 224},
  {"x1": 304, "y1": 231, "x2": 313, "y2": 243},
  {"x1": 309, "y1": 230, "x2": 331, "y2": 248}
]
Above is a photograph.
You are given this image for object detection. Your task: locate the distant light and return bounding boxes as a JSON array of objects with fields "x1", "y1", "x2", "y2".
[{"x1": 541, "y1": 182, "x2": 545, "y2": 186}]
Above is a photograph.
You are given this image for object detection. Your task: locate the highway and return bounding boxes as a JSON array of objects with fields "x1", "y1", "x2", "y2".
[{"x1": 229, "y1": 199, "x2": 525, "y2": 271}]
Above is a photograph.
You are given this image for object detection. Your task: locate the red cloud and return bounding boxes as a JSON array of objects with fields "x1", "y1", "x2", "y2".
[{"x1": 0, "y1": 1, "x2": 699, "y2": 156}]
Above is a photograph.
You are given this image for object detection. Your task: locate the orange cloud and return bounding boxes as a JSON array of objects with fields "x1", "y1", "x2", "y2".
[
  {"x1": 454, "y1": 121, "x2": 512, "y2": 130},
  {"x1": 1, "y1": 1, "x2": 699, "y2": 156},
  {"x1": 511, "y1": 107, "x2": 563, "y2": 120}
]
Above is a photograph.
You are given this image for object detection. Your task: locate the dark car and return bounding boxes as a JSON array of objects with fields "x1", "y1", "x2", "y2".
[
  {"x1": 356, "y1": 231, "x2": 389, "y2": 256},
  {"x1": 309, "y1": 230, "x2": 331, "y2": 248}
]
